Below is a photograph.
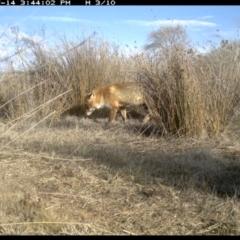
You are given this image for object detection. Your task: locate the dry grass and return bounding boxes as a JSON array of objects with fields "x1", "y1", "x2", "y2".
[
  {"x1": 136, "y1": 27, "x2": 240, "y2": 137},
  {"x1": 1, "y1": 25, "x2": 240, "y2": 235},
  {"x1": 0, "y1": 117, "x2": 240, "y2": 235},
  {"x1": 0, "y1": 31, "x2": 134, "y2": 122}
]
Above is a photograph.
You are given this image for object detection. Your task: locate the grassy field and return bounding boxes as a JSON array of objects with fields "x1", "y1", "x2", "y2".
[
  {"x1": 1, "y1": 116, "x2": 240, "y2": 235},
  {"x1": 1, "y1": 25, "x2": 240, "y2": 235}
]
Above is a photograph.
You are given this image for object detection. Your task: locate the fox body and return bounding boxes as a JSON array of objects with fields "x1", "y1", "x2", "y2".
[{"x1": 84, "y1": 82, "x2": 149, "y2": 123}]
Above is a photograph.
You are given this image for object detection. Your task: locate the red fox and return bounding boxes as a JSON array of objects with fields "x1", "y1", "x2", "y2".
[{"x1": 84, "y1": 82, "x2": 150, "y2": 123}]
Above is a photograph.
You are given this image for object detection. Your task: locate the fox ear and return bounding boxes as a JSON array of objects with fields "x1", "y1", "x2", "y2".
[{"x1": 89, "y1": 92, "x2": 95, "y2": 99}]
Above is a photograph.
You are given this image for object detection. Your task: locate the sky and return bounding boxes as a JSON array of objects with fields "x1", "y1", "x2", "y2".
[{"x1": 0, "y1": 6, "x2": 240, "y2": 69}]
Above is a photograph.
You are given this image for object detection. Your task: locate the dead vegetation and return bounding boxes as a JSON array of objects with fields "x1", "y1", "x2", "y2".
[
  {"x1": 136, "y1": 26, "x2": 240, "y2": 137},
  {"x1": 0, "y1": 25, "x2": 240, "y2": 234},
  {"x1": 1, "y1": 118, "x2": 240, "y2": 235}
]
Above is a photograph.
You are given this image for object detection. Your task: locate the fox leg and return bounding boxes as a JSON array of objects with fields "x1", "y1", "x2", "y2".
[
  {"x1": 108, "y1": 107, "x2": 118, "y2": 123},
  {"x1": 119, "y1": 108, "x2": 127, "y2": 122}
]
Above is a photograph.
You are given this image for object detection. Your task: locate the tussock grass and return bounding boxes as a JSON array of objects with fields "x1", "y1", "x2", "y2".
[{"x1": 136, "y1": 26, "x2": 240, "y2": 137}]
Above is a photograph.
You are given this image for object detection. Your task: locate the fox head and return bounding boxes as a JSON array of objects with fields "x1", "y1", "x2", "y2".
[
  {"x1": 84, "y1": 92, "x2": 105, "y2": 116},
  {"x1": 84, "y1": 92, "x2": 96, "y2": 116}
]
